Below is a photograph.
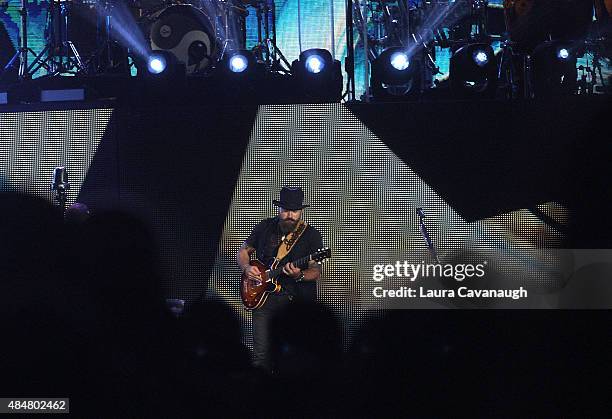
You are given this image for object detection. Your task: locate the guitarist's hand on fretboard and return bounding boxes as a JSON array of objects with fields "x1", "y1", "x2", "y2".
[{"x1": 282, "y1": 262, "x2": 302, "y2": 279}]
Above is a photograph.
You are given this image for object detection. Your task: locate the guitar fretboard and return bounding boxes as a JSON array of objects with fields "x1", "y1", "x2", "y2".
[{"x1": 268, "y1": 254, "x2": 312, "y2": 279}]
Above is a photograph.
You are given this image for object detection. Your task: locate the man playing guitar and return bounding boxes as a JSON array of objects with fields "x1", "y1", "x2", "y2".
[{"x1": 237, "y1": 186, "x2": 323, "y2": 372}]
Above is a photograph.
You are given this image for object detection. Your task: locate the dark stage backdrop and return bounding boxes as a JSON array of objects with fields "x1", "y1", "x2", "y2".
[{"x1": 1, "y1": 101, "x2": 609, "y2": 349}]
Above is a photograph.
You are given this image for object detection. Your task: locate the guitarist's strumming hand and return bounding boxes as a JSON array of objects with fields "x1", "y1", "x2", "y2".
[
  {"x1": 244, "y1": 265, "x2": 263, "y2": 286},
  {"x1": 282, "y1": 262, "x2": 302, "y2": 279}
]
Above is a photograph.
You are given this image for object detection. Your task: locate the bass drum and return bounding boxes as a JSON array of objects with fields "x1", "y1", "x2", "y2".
[{"x1": 148, "y1": 4, "x2": 218, "y2": 74}]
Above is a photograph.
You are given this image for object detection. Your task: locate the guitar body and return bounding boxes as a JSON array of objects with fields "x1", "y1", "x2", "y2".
[
  {"x1": 240, "y1": 259, "x2": 281, "y2": 310},
  {"x1": 240, "y1": 247, "x2": 331, "y2": 310}
]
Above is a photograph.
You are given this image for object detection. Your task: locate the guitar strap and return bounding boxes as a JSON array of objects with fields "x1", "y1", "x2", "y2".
[{"x1": 273, "y1": 219, "x2": 308, "y2": 267}]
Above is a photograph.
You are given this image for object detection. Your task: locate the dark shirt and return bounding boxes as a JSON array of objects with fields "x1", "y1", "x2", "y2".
[{"x1": 244, "y1": 217, "x2": 323, "y2": 301}]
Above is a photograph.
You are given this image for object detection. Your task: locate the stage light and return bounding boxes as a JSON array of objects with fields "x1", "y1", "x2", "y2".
[
  {"x1": 229, "y1": 54, "x2": 249, "y2": 73},
  {"x1": 557, "y1": 48, "x2": 570, "y2": 60},
  {"x1": 450, "y1": 43, "x2": 497, "y2": 99},
  {"x1": 473, "y1": 50, "x2": 489, "y2": 67},
  {"x1": 390, "y1": 52, "x2": 410, "y2": 71},
  {"x1": 531, "y1": 41, "x2": 577, "y2": 98},
  {"x1": 213, "y1": 50, "x2": 263, "y2": 101},
  {"x1": 291, "y1": 49, "x2": 343, "y2": 102},
  {"x1": 371, "y1": 47, "x2": 421, "y2": 101},
  {"x1": 137, "y1": 50, "x2": 186, "y2": 85},
  {"x1": 220, "y1": 50, "x2": 258, "y2": 77},
  {"x1": 305, "y1": 55, "x2": 325, "y2": 74},
  {"x1": 148, "y1": 54, "x2": 167, "y2": 75}
]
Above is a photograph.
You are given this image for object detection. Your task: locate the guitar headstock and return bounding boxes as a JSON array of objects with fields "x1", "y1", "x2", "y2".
[{"x1": 312, "y1": 247, "x2": 331, "y2": 263}]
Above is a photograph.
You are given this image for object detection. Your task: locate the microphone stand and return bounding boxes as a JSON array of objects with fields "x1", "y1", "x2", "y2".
[
  {"x1": 416, "y1": 208, "x2": 440, "y2": 264},
  {"x1": 51, "y1": 166, "x2": 70, "y2": 217}
]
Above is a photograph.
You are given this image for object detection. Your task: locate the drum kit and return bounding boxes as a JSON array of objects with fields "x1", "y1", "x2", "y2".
[{"x1": 1, "y1": 0, "x2": 288, "y2": 80}]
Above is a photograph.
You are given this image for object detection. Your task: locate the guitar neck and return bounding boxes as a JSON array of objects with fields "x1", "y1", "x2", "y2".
[{"x1": 268, "y1": 254, "x2": 312, "y2": 279}]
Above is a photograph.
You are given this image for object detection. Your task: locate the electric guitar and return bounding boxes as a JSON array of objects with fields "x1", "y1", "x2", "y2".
[{"x1": 240, "y1": 247, "x2": 331, "y2": 310}]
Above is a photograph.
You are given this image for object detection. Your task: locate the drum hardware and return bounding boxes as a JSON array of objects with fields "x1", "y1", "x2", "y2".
[
  {"x1": 1, "y1": 0, "x2": 52, "y2": 81},
  {"x1": 358, "y1": 1, "x2": 372, "y2": 101},
  {"x1": 396, "y1": 0, "x2": 414, "y2": 47},
  {"x1": 81, "y1": 0, "x2": 130, "y2": 75},
  {"x1": 252, "y1": 0, "x2": 291, "y2": 72},
  {"x1": 218, "y1": 0, "x2": 237, "y2": 59},
  {"x1": 27, "y1": 0, "x2": 88, "y2": 77},
  {"x1": 470, "y1": 0, "x2": 489, "y2": 42},
  {"x1": 496, "y1": 40, "x2": 523, "y2": 99},
  {"x1": 345, "y1": 0, "x2": 357, "y2": 101},
  {"x1": 352, "y1": 1, "x2": 378, "y2": 62},
  {"x1": 578, "y1": 38, "x2": 611, "y2": 94},
  {"x1": 2, "y1": 0, "x2": 92, "y2": 80},
  {"x1": 577, "y1": 63, "x2": 596, "y2": 95},
  {"x1": 217, "y1": 0, "x2": 247, "y2": 58}
]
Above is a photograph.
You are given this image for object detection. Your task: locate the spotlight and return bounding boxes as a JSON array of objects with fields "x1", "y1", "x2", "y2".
[
  {"x1": 220, "y1": 50, "x2": 258, "y2": 77},
  {"x1": 291, "y1": 49, "x2": 343, "y2": 102},
  {"x1": 473, "y1": 50, "x2": 489, "y2": 67},
  {"x1": 557, "y1": 48, "x2": 570, "y2": 60},
  {"x1": 305, "y1": 55, "x2": 325, "y2": 74},
  {"x1": 229, "y1": 54, "x2": 249, "y2": 73},
  {"x1": 148, "y1": 54, "x2": 167, "y2": 75},
  {"x1": 450, "y1": 43, "x2": 497, "y2": 99},
  {"x1": 531, "y1": 41, "x2": 577, "y2": 98},
  {"x1": 390, "y1": 52, "x2": 410, "y2": 71},
  {"x1": 213, "y1": 50, "x2": 263, "y2": 101},
  {"x1": 138, "y1": 50, "x2": 185, "y2": 83},
  {"x1": 371, "y1": 47, "x2": 421, "y2": 101}
]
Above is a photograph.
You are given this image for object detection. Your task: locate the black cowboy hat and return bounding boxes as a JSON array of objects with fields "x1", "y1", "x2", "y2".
[{"x1": 272, "y1": 186, "x2": 310, "y2": 211}]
